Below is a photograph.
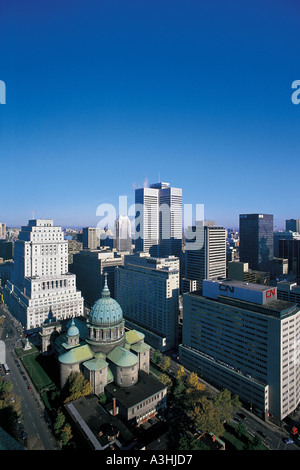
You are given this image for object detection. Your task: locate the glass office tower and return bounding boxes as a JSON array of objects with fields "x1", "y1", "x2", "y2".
[{"x1": 239, "y1": 214, "x2": 273, "y2": 271}]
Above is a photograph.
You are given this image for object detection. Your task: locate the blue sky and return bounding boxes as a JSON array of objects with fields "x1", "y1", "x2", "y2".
[{"x1": 1, "y1": 0, "x2": 300, "y2": 230}]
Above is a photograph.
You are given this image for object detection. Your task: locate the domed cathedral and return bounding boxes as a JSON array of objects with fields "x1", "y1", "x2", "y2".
[
  {"x1": 86, "y1": 273, "x2": 125, "y2": 354},
  {"x1": 56, "y1": 274, "x2": 151, "y2": 396}
]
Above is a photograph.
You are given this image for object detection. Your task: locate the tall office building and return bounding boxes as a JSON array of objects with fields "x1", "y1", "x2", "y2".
[
  {"x1": 114, "y1": 215, "x2": 132, "y2": 252},
  {"x1": 183, "y1": 221, "x2": 226, "y2": 292},
  {"x1": 134, "y1": 182, "x2": 182, "y2": 258},
  {"x1": 82, "y1": 227, "x2": 101, "y2": 250},
  {"x1": 273, "y1": 230, "x2": 300, "y2": 257},
  {"x1": 151, "y1": 182, "x2": 183, "y2": 259},
  {"x1": 115, "y1": 252, "x2": 180, "y2": 352},
  {"x1": 279, "y1": 238, "x2": 300, "y2": 280},
  {"x1": 70, "y1": 250, "x2": 124, "y2": 307},
  {"x1": 286, "y1": 219, "x2": 300, "y2": 233},
  {"x1": 179, "y1": 278, "x2": 300, "y2": 422},
  {"x1": 0, "y1": 223, "x2": 6, "y2": 239},
  {"x1": 4, "y1": 219, "x2": 83, "y2": 329},
  {"x1": 239, "y1": 214, "x2": 274, "y2": 271}
]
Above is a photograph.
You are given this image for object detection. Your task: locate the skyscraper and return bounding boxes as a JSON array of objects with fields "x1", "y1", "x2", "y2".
[
  {"x1": 135, "y1": 187, "x2": 159, "y2": 256},
  {"x1": 134, "y1": 182, "x2": 182, "y2": 258},
  {"x1": 183, "y1": 221, "x2": 227, "y2": 291},
  {"x1": 82, "y1": 227, "x2": 101, "y2": 250},
  {"x1": 70, "y1": 250, "x2": 124, "y2": 307},
  {"x1": 114, "y1": 215, "x2": 132, "y2": 252},
  {"x1": 0, "y1": 223, "x2": 6, "y2": 239},
  {"x1": 239, "y1": 214, "x2": 274, "y2": 271},
  {"x1": 150, "y1": 182, "x2": 182, "y2": 259},
  {"x1": 115, "y1": 252, "x2": 180, "y2": 352},
  {"x1": 279, "y1": 238, "x2": 300, "y2": 281},
  {"x1": 286, "y1": 219, "x2": 300, "y2": 233},
  {"x1": 4, "y1": 219, "x2": 83, "y2": 329}
]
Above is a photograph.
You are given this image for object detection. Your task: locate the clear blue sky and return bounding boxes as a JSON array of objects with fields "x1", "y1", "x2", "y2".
[{"x1": 1, "y1": 0, "x2": 300, "y2": 230}]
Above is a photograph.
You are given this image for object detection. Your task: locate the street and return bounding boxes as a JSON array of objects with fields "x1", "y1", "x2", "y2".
[
  {"x1": 0, "y1": 303, "x2": 59, "y2": 450},
  {"x1": 165, "y1": 352, "x2": 300, "y2": 451}
]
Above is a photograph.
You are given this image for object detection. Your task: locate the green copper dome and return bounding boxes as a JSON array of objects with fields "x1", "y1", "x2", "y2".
[
  {"x1": 67, "y1": 318, "x2": 80, "y2": 337},
  {"x1": 88, "y1": 274, "x2": 123, "y2": 326}
]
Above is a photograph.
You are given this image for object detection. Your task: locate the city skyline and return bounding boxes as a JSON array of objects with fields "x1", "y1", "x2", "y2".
[{"x1": 1, "y1": 1, "x2": 300, "y2": 229}]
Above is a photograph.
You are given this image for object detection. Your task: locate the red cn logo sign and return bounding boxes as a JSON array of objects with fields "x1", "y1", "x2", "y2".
[
  {"x1": 266, "y1": 289, "x2": 276, "y2": 299},
  {"x1": 219, "y1": 284, "x2": 235, "y2": 293}
]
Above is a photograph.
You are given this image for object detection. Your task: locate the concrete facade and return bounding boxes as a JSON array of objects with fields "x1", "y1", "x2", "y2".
[
  {"x1": 179, "y1": 278, "x2": 300, "y2": 422},
  {"x1": 4, "y1": 219, "x2": 83, "y2": 329}
]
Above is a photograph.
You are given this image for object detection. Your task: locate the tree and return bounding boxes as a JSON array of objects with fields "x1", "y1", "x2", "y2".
[
  {"x1": 159, "y1": 373, "x2": 172, "y2": 392},
  {"x1": 213, "y1": 388, "x2": 241, "y2": 424},
  {"x1": 98, "y1": 393, "x2": 107, "y2": 404},
  {"x1": 0, "y1": 378, "x2": 22, "y2": 437},
  {"x1": 54, "y1": 409, "x2": 66, "y2": 436},
  {"x1": 191, "y1": 396, "x2": 224, "y2": 437},
  {"x1": 185, "y1": 372, "x2": 206, "y2": 406},
  {"x1": 173, "y1": 380, "x2": 186, "y2": 406},
  {"x1": 160, "y1": 356, "x2": 170, "y2": 373},
  {"x1": 64, "y1": 371, "x2": 92, "y2": 403},
  {"x1": 178, "y1": 433, "x2": 210, "y2": 450},
  {"x1": 175, "y1": 365, "x2": 186, "y2": 383},
  {"x1": 186, "y1": 372, "x2": 205, "y2": 392},
  {"x1": 152, "y1": 349, "x2": 161, "y2": 366},
  {"x1": 0, "y1": 380, "x2": 13, "y2": 399},
  {"x1": 237, "y1": 421, "x2": 246, "y2": 439},
  {"x1": 60, "y1": 423, "x2": 73, "y2": 446}
]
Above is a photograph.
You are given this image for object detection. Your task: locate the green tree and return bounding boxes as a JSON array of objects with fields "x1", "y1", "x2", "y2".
[
  {"x1": 213, "y1": 388, "x2": 241, "y2": 423},
  {"x1": 173, "y1": 380, "x2": 186, "y2": 405},
  {"x1": 54, "y1": 409, "x2": 66, "y2": 436},
  {"x1": 250, "y1": 434, "x2": 262, "y2": 450},
  {"x1": 0, "y1": 380, "x2": 13, "y2": 399},
  {"x1": 60, "y1": 423, "x2": 73, "y2": 446},
  {"x1": 152, "y1": 350, "x2": 161, "y2": 366},
  {"x1": 64, "y1": 371, "x2": 92, "y2": 403},
  {"x1": 191, "y1": 396, "x2": 224, "y2": 437},
  {"x1": 160, "y1": 356, "x2": 171, "y2": 373},
  {"x1": 0, "y1": 378, "x2": 22, "y2": 437},
  {"x1": 237, "y1": 421, "x2": 246, "y2": 438},
  {"x1": 98, "y1": 393, "x2": 107, "y2": 404},
  {"x1": 178, "y1": 433, "x2": 210, "y2": 450}
]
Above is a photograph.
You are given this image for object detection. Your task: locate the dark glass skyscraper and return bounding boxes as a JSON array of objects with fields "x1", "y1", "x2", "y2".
[
  {"x1": 239, "y1": 214, "x2": 274, "y2": 271},
  {"x1": 286, "y1": 219, "x2": 300, "y2": 233}
]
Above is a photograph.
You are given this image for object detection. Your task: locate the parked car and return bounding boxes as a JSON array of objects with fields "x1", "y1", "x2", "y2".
[{"x1": 283, "y1": 438, "x2": 294, "y2": 444}]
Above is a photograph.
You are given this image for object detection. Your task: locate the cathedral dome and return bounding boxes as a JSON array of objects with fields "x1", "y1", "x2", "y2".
[
  {"x1": 67, "y1": 318, "x2": 79, "y2": 337},
  {"x1": 88, "y1": 274, "x2": 123, "y2": 327}
]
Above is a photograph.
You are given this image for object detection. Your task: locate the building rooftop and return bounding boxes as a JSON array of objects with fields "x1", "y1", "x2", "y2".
[
  {"x1": 64, "y1": 395, "x2": 135, "y2": 450},
  {"x1": 208, "y1": 278, "x2": 272, "y2": 292},
  {"x1": 59, "y1": 344, "x2": 94, "y2": 364},
  {"x1": 106, "y1": 370, "x2": 167, "y2": 409},
  {"x1": 125, "y1": 329, "x2": 145, "y2": 345},
  {"x1": 107, "y1": 346, "x2": 138, "y2": 368}
]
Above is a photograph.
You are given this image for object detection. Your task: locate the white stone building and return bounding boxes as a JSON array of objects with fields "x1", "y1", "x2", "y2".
[{"x1": 4, "y1": 219, "x2": 83, "y2": 329}]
